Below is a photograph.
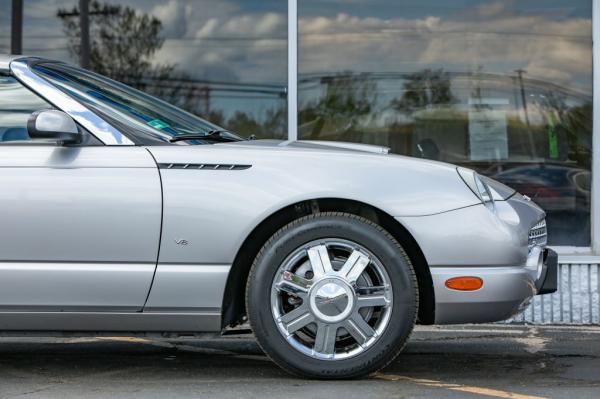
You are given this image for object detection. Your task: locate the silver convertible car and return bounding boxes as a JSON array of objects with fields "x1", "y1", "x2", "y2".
[{"x1": 0, "y1": 55, "x2": 557, "y2": 379}]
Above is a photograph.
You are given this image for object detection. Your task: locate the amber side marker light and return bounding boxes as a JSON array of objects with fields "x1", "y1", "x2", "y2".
[{"x1": 445, "y1": 276, "x2": 483, "y2": 291}]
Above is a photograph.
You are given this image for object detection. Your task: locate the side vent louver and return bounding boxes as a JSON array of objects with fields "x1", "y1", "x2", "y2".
[{"x1": 158, "y1": 163, "x2": 251, "y2": 170}]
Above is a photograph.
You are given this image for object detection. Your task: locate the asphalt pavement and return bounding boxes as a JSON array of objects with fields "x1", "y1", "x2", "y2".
[{"x1": 0, "y1": 324, "x2": 598, "y2": 399}]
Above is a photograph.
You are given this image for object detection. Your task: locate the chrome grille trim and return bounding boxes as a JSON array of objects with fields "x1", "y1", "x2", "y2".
[{"x1": 528, "y1": 219, "x2": 547, "y2": 248}]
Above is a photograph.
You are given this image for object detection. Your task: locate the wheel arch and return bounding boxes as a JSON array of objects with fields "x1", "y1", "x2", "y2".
[{"x1": 220, "y1": 198, "x2": 435, "y2": 331}]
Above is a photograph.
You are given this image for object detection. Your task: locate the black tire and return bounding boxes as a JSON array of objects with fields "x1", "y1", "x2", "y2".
[{"x1": 246, "y1": 212, "x2": 418, "y2": 379}]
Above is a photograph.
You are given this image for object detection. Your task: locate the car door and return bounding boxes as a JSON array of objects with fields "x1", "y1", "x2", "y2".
[{"x1": 0, "y1": 73, "x2": 161, "y2": 312}]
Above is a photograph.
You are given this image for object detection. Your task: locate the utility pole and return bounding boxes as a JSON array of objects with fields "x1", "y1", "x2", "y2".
[
  {"x1": 57, "y1": 3, "x2": 118, "y2": 69},
  {"x1": 79, "y1": 0, "x2": 90, "y2": 69},
  {"x1": 515, "y1": 68, "x2": 537, "y2": 158},
  {"x1": 202, "y1": 86, "x2": 211, "y2": 116},
  {"x1": 515, "y1": 68, "x2": 530, "y2": 127},
  {"x1": 10, "y1": 0, "x2": 23, "y2": 55}
]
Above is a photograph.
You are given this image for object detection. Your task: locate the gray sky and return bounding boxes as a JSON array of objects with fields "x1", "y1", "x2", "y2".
[{"x1": 0, "y1": 0, "x2": 591, "y2": 94}]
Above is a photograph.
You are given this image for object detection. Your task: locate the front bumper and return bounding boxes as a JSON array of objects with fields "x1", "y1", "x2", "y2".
[
  {"x1": 538, "y1": 248, "x2": 558, "y2": 295},
  {"x1": 431, "y1": 248, "x2": 558, "y2": 324}
]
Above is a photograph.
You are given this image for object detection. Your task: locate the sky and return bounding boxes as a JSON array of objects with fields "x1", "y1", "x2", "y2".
[
  {"x1": 0, "y1": 0, "x2": 591, "y2": 87},
  {"x1": 0, "y1": 0, "x2": 592, "y2": 121},
  {"x1": 0, "y1": 0, "x2": 287, "y2": 84},
  {"x1": 298, "y1": 0, "x2": 592, "y2": 93}
]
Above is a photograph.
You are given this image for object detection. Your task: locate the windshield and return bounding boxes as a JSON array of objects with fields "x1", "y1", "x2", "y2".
[{"x1": 32, "y1": 62, "x2": 241, "y2": 145}]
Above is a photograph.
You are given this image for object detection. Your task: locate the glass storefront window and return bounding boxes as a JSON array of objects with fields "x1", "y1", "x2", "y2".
[
  {"x1": 298, "y1": 0, "x2": 593, "y2": 246},
  {"x1": 4, "y1": 0, "x2": 595, "y2": 246},
  {"x1": 19, "y1": 0, "x2": 79, "y2": 62},
  {"x1": 0, "y1": 3, "x2": 10, "y2": 54},
  {"x1": 16, "y1": 0, "x2": 287, "y2": 139}
]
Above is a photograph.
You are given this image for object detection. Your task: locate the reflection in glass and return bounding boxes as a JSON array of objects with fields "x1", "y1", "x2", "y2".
[
  {"x1": 299, "y1": 0, "x2": 592, "y2": 246},
  {"x1": 15, "y1": 0, "x2": 287, "y2": 139},
  {"x1": 0, "y1": 2, "x2": 10, "y2": 54},
  {"x1": 0, "y1": 75, "x2": 53, "y2": 142}
]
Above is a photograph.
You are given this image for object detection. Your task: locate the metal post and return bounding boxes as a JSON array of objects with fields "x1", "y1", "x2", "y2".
[
  {"x1": 592, "y1": 0, "x2": 600, "y2": 254},
  {"x1": 79, "y1": 0, "x2": 91, "y2": 69},
  {"x1": 10, "y1": 0, "x2": 23, "y2": 55},
  {"x1": 588, "y1": 264, "x2": 592, "y2": 322},
  {"x1": 515, "y1": 69, "x2": 530, "y2": 127},
  {"x1": 287, "y1": 0, "x2": 298, "y2": 141},
  {"x1": 597, "y1": 265, "x2": 600, "y2": 323},
  {"x1": 559, "y1": 265, "x2": 564, "y2": 322},
  {"x1": 203, "y1": 87, "x2": 211, "y2": 116},
  {"x1": 515, "y1": 68, "x2": 537, "y2": 160}
]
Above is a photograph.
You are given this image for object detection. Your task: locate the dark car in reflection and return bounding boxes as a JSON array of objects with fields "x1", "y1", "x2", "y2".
[
  {"x1": 490, "y1": 163, "x2": 591, "y2": 246},
  {"x1": 491, "y1": 164, "x2": 590, "y2": 213}
]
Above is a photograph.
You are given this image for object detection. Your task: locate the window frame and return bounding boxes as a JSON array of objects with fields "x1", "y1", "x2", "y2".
[{"x1": 10, "y1": 59, "x2": 134, "y2": 146}]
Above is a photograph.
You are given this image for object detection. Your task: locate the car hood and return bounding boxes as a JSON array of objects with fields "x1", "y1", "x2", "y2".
[
  {"x1": 201, "y1": 139, "x2": 461, "y2": 176},
  {"x1": 147, "y1": 139, "x2": 482, "y2": 217},
  {"x1": 225, "y1": 139, "x2": 391, "y2": 155}
]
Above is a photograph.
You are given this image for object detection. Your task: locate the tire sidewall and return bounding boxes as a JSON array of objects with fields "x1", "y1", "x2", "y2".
[{"x1": 247, "y1": 214, "x2": 418, "y2": 379}]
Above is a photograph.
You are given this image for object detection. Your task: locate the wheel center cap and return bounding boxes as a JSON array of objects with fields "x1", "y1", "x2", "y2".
[
  {"x1": 309, "y1": 278, "x2": 355, "y2": 323},
  {"x1": 315, "y1": 283, "x2": 348, "y2": 316}
]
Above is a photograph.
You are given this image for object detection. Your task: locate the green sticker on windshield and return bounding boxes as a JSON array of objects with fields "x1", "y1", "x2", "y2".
[{"x1": 148, "y1": 119, "x2": 170, "y2": 130}]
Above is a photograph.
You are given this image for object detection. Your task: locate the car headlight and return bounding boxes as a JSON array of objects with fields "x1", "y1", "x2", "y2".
[{"x1": 457, "y1": 167, "x2": 494, "y2": 210}]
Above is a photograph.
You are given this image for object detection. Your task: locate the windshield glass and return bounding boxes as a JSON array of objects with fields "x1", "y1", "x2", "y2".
[{"x1": 32, "y1": 62, "x2": 241, "y2": 145}]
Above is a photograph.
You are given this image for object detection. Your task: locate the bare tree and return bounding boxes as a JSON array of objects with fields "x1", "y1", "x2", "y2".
[
  {"x1": 57, "y1": 1, "x2": 285, "y2": 138},
  {"x1": 57, "y1": 1, "x2": 174, "y2": 88}
]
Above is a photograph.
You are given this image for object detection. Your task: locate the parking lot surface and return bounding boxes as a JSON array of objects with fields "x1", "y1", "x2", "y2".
[{"x1": 0, "y1": 324, "x2": 598, "y2": 399}]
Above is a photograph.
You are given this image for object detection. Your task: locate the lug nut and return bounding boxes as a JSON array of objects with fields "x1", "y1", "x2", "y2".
[{"x1": 288, "y1": 296, "x2": 301, "y2": 305}]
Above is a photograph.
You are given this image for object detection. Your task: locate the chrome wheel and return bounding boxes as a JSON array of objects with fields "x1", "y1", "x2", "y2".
[{"x1": 270, "y1": 239, "x2": 393, "y2": 360}]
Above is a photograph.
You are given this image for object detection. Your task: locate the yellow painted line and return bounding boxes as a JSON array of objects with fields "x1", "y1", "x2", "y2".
[
  {"x1": 450, "y1": 385, "x2": 547, "y2": 399},
  {"x1": 373, "y1": 373, "x2": 548, "y2": 399},
  {"x1": 96, "y1": 336, "x2": 153, "y2": 344}
]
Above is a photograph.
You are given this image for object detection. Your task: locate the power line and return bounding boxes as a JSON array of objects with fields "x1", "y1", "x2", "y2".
[
  {"x1": 136, "y1": 76, "x2": 285, "y2": 89},
  {"x1": 22, "y1": 46, "x2": 70, "y2": 51}
]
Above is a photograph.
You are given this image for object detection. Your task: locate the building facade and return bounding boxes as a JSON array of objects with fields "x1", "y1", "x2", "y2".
[{"x1": 1, "y1": 0, "x2": 599, "y2": 323}]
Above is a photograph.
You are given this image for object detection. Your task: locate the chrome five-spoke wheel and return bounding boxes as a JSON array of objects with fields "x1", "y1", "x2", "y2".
[
  {"x1": 247, "y1": 213, "x2": 417, "y2": 379},
  {"x1": 271, "y1": 240, "x2": 393, "y2": 360}
]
